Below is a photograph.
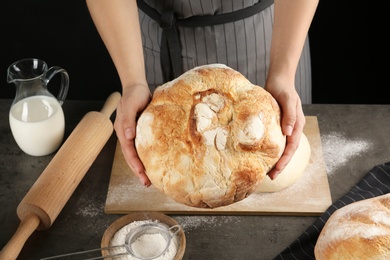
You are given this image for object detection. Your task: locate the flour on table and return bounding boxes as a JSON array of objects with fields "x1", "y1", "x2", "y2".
[
  {"x1": 106, "y1": 174, "x2": 148, "y2": 206},
  {"x1": 173, "y1": 215, "x2": 239, "y2": 231},
  {"x1": 321, "y1": 132, "x2": 372, "y2": 175},
  {"x1": 75, "y1": 203, "x2": 104, "y2": 218}
]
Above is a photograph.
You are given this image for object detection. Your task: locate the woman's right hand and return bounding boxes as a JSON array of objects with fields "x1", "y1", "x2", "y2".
[
  {"x1": 86, "y1": 0, "x2": 154, "y2": 185},
  {"x1": 114, "y1": 84, "x2": 152, "y2": 187}
]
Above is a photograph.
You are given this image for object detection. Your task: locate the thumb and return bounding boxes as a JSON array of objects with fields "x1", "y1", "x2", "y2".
[
  {"x1": 122, "y1": 103, "x2": 137, "y2": 140},
  {"x1": 115, "y1": 98, "x2": 137, "y2": 141},
  {"x1": 280, "y1": 104, "x2": 296, "y2": 137}
]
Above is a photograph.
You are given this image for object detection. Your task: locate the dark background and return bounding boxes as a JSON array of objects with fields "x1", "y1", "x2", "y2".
[{"x1": 0, "y1": 0, "x2": 387, "y2": 103}]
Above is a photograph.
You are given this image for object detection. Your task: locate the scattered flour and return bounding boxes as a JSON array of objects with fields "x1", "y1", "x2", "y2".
[
  {"x1": 75, "y1": 203, "x2": 104, "y2": 218},
  {"x1": 173, "y1": 215, "x2": 239, "y2": 231},
  {"x1": 109, "y1": 220, "x2": 178, "y2": 260},
  {"x1": 321, "y1": 132, "x2": 372, "y2": 175}
]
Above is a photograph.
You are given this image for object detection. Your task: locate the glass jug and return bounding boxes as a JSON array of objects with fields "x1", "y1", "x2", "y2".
[{"x1": 7, "y1": 58, "x2": 69, "y2": 156}]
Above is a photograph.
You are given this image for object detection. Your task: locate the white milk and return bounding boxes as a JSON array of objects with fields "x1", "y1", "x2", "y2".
[{"x1": 9, "y1": 95, "x2": 65, "y2": 156}]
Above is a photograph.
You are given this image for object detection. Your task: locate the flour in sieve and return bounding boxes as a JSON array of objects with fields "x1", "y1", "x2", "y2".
[
  {"x1": 109, "y1": 220, "x2": 178, "y2": 260},
  {"x1": 131, "y1": 232, "x2": 167, "y2": 258}
]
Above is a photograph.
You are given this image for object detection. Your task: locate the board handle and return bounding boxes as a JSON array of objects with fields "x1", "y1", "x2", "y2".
[
  {"x1": 100, "y1": 92, "x2": 121, "y2": 117},
  {"x1": 0, "y1": 214, "x2": 40, "y2": 260}
]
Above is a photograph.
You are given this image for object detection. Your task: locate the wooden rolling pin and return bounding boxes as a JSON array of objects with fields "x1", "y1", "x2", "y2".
[{"x1": 0, "y1": 92, "x2": 121, "y2": 260}]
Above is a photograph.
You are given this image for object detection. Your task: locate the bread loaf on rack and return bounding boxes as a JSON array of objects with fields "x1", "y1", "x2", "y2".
[
  {"x1": 135, "y1": 64, "x2": 286, "y2": 208},
  {"x1": 314, "y1": 193, "x2": 390, "y2": 259}
]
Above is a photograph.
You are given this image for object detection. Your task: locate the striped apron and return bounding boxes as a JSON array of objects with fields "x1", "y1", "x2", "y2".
[{"x1": 137, "y1": 0, "x2": 312, "y2": 104}]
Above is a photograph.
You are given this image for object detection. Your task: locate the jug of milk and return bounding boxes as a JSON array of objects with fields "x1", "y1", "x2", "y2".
[{"x1": 7, "y1": 58, "x2": 69, "y2": 156}]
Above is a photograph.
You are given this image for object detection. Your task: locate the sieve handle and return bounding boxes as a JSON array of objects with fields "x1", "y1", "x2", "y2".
[
  {"x1": 169, "y1": 224, "x2": 181, "y2": 238},
  {"x1": 40, "y1": 245, "x2": 128, "y2": 260}
]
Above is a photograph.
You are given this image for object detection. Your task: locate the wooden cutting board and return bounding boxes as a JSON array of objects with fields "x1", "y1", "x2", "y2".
[{"x1": 105, "y1": 116, "x2": 332, "y2": 216}]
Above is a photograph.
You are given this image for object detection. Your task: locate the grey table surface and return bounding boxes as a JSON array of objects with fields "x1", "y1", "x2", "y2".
[{"x1": 1, "y1": 99, "x2": 389, "y2": 260}]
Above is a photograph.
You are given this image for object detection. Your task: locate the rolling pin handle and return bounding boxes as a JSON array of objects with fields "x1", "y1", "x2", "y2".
[
  {"x1": 0, "y1": 214, "x2": 40, "y2": 260},
  {"x1": 100, "y1": 92, "x2": 121, "y2": 118}
]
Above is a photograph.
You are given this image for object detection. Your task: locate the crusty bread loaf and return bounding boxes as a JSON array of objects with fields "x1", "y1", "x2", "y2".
[
  {"x1": 135, "y1": 64, "x2": 286, "y2": 208},
  {"x1": 315, "y1": 193, "x2": 390, "y2": 259}
]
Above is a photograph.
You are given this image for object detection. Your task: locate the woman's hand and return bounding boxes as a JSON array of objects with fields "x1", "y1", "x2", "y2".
[
  {"x1": 265, "y1": 78, "x2": 306, "y2": 180},
  {"x1": 264, "y1": 0, "x2": 318, "y2": 179},
  {"x1": 114, "y1": 84, "x2": 152, "y2": 186}
]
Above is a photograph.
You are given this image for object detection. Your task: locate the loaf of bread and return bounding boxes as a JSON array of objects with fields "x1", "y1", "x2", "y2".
[
  {"x1": 314, "y1": 193, "x2": 390, "y2": 259},
  {"x1": 135, "y1": 64, "x2": 286, "y2": 208}
]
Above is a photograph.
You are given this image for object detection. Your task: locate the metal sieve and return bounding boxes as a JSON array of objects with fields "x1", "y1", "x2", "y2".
[
  {"x1": 40, "y1": 223, "x2": 181, "y2": 260},
  {"x1": 125, "y1": 223, "x2": 181, "y2": 259}
]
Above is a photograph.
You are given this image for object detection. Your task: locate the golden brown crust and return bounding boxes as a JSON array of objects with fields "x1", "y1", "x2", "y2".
[
  {"x1": 135, "y1": 64, "x2": 285, "y2": 208},
  {"x1": 314, "y1": 194, "x2": 390, "y2": 259}
]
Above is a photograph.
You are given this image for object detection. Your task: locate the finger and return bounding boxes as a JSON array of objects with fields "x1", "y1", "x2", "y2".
[
  {"x1": 280, "y1": 102, "x2": 296, "y2": 137},
  {"x1": 118, "y1": 100, "x2": 137, "y2": 140},
  {"x1": 120, "y1": 140, "x2": 151, "y2": 187},
  {"x1": 268, "y1": 128, "x2": 301, "y2": 180},
  {"x1": 115, "y1": 104, "x2": 151, "y2": 186},
  {"x1": 267, "y1": 143, "x2": 294, "y2": 180}
]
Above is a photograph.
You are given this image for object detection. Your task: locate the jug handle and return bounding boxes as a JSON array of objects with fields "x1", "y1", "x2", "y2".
[{"x1": 45, "y1": 66, "x2": 69, "y2": 105}]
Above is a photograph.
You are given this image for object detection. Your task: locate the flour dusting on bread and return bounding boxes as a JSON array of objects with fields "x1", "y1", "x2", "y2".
[{"x1": 315, "y1": 193, "x2": 390, "y2": 259}]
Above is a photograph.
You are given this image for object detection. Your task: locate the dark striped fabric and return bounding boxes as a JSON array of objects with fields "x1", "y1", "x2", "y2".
[
  {"x1": 137, "y1": 0, "x2": 312, "y2": 104},
  {"x1": 275, "y1": 161, "x2": 390, "y2": 260}
]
